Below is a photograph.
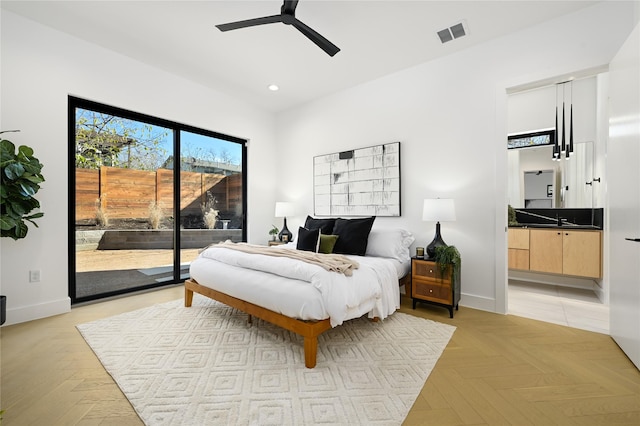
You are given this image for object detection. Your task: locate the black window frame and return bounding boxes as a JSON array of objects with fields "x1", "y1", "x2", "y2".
[
  {"x1": 68, "y1": 96, "x2": 247, "y2": 304},
  {"x1": 507, "y1": 129, "x2": 555, "y2": 150}
]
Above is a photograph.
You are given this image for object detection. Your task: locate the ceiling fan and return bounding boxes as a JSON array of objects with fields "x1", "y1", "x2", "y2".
[{"x1": 215, "y1": 0, "x2": 340, "y2": 57}]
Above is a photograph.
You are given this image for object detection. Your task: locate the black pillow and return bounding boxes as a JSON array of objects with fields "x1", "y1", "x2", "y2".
[
  {"x1": 331, "y1": 217, "x2": 376, "y2": 256},
  {"x1": 304, "y1": 215, "x2": 336, "y2": 235},
  {"x1": 296, "y1": 227, "x2": 320, "y2": 252}
]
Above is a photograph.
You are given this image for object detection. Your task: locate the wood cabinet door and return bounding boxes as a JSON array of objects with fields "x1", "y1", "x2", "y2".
[
  {"x1": 508, "y1": 248, "x2": 530, "y2": 270},
  {"x1": 508, "y1": 228, "x2": 529, "y2": 249},
  {"x1": 529, "y1": 229, "x2": 563, "y2": 274},
  {"x1": 562, "y1": 231, "x2": 602, "y2": 278}
]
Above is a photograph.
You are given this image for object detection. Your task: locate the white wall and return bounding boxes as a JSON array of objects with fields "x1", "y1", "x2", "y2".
[
  {"x1": 0, "y1": 11, "x2": 278, "y2": 325},
  {"x1": 508, "y1": 77, "x2": 597, "y2": 142},
  {"x1": 274, "y1": 2, "x2": 638, "y2": 313}
]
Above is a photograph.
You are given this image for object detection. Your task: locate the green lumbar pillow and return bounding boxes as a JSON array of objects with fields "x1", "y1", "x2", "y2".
[{"x1": 318, "y1": 234, "x2": 339, "y2": 254}]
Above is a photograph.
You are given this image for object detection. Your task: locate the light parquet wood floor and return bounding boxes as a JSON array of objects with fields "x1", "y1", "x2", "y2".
[{"x1": 1, "y1": 286, "x2": 638, "y2": 425}]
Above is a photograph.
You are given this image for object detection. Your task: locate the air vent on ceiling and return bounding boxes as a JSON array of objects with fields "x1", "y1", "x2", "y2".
[{"x1": 437, "y1": 21, "x2": 467, "y2": 44}]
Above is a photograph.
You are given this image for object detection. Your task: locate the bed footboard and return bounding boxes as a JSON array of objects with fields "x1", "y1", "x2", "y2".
[{"x1": 184, "y1": 279, "x2": 332, "y2": 368}]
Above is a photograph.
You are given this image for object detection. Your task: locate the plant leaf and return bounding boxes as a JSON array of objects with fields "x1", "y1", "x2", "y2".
[
  {"x1": 25, "y1": 212, "x2": 44, "y2": 220},
  {"x1": 0, "y1": 215, "x2": 16, "y2": 230},
  {"x1": 19, "y1": 182, "x2": 37, "y2": 197},
  {"x1": 9, "y1": 201, "x2": 26, "y2": 217},
  {"x1": 14, "y1": 221, "x2": 28, "y2": 239},
  {"x1": 22, "y1": 159, "x2": 44, "y2": 175},
  {"x1": 18, "y1": 145, "x2": 34, "y2": 158},
  {"x1": 4, "y1": 162, "x2": 25, "y2": 180},
  {"x1": 23, "y1": 175, "x2": 45, "y2": 184},
  {"x1": 0, "y1": 139, "x2": 15, "y2": 159}
]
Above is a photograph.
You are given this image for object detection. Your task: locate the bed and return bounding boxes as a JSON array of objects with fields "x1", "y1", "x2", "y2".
[{"x1": 186, "y1": 217, "x2": 414, "y2": 368}]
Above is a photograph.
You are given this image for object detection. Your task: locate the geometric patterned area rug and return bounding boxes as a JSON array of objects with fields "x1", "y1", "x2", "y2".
[{"x1": 77, "y1": 294, "x2": 456, "y2": 425}]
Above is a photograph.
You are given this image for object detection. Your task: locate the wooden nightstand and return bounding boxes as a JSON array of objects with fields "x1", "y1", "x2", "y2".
[
  {"x1": 411, "y1": 257, "x2": 461, "y2": 318},
  {"x1": 268, "y1": 240, "x2": 286, "y2": 246}
]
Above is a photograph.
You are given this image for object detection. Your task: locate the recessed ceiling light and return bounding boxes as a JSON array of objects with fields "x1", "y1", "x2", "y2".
[{"x1": 268, "y1": 84, "x2": 279, "y2": 91}]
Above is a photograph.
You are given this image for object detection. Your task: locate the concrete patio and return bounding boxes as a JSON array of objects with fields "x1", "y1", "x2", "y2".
[{"x1": 74, "y1": 248, "x2": 201, "y2": 298}]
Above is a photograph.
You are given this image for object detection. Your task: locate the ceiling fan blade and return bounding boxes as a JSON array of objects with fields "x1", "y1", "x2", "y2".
[
  {"x1": 292, "y1": 19, "x2": 340, "y2": 57},
  {"x1": 282, "y1": 0, "x2": 299, "y2": 15},
  {"x1": 216, "y1": 14, "x2": 283, "y2": 32}
]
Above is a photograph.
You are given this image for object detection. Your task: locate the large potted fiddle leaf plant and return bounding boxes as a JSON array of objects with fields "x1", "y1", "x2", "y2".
[{"x1": 0, "y1": 132, "x2": 45, "y2": 325}]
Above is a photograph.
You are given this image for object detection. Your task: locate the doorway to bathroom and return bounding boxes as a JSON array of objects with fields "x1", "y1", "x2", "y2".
[{"x1": 506, "y1": 73, "x2": 608, "y2": 334}]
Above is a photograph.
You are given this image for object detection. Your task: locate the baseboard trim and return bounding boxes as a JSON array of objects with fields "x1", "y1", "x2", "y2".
[
  {"x1": 3, "y1": 297, "x2": 71, "y2": 326},
  {"x1": 459, "y1": 293, "x2": 498, "y2": 313}
]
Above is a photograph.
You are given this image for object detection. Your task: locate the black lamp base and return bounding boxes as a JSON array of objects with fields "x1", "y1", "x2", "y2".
[
  {"x1": 278, "y1": 217, "x2": 293, "y2": 243},
  {"x1": 426, "y1": 222, "x2": 447, "y2": 259}
]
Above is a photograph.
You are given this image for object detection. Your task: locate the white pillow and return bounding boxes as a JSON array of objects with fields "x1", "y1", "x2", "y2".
[{"x1": 365, "y1": 228, "x2": 415, "y2": 261}]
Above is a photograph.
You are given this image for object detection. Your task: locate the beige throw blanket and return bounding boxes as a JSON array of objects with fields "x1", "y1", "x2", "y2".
[{"x1": 208, "y1": 241, "x2": 360, "y2": 276}]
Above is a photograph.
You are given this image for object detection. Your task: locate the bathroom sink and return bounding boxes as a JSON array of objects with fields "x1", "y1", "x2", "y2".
[{"x1": 512, "y1": 224, "x2": 600, "y2": 230}]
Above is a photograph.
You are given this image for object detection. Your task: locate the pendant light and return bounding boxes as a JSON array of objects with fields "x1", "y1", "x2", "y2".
[
  {"x1": 552, "y1": 80, "x2": 575, "y2": 161},
  {"x1": 562, "y1": 102, "x2": 567, "y2": 154},
  {"x1": 561, "y1": 84, "x2": 566, "y2": 154},
  {"x1": 568, "y1": 80, "x2": 574, "y2": 158},
  {"x1": 553, "y1": 84, "x2": 560, "y2": 161}
]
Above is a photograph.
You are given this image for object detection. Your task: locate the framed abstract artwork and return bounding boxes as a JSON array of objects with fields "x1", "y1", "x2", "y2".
[{"x1": 313, "y1": 142, "x2": 401, "y2": 216}]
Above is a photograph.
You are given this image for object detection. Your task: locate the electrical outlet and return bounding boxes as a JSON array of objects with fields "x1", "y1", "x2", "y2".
[{"x1": 29, "y1": 270, "x2": 41, "y2": 283}]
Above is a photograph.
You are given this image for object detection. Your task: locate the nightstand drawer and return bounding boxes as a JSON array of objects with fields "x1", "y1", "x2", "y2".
[
  {"x1": 413, "y1": 280, "x2": 451, "y2": 303},
  {"x1": 412, "y1": 262, "x2": 450, "y2": 282},
  {"x1": 413, "y1": 261, "x2": 438, "y2": 278}
]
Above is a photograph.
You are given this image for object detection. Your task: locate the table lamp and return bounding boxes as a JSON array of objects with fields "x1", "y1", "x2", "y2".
[
  {"x1": 422, "y1": 198, "x2": 456, "y2": 259},
  {"x1": 275, "y1": 202, "x2": 294, "y2": 242}
]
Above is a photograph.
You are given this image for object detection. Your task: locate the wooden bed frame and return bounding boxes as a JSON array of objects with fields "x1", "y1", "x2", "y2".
[
  {"x1": 185, "y1": 274, "x2": 411, "y2": 369},
  {"x1": 185, "y1": 279, "x2": 332, "y2": 368}
]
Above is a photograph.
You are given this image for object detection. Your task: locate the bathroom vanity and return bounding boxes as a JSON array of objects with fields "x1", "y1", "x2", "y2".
[
  {"x1": 508, "y1": 208, "x2": 603, "y2": 279},
  {"x1": 508, "y1": 227, "x2": 602, "y2": 278}
]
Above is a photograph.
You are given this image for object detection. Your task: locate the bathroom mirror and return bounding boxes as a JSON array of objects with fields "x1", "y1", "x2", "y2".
[
  {"x1": 524, "y1": 169, "x2": 555, "y2": 207},
  {"x1": 508, "y1": 141, "x2": 594, "y2": 208}
]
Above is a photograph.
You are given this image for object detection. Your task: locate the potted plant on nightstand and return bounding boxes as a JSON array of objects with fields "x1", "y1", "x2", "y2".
[
  {"x1": 434, "y1": 245, "x2": 461, "y2": 282},
  {"x1": 268, "y1": 225, "x2": 279, "y2": 242},
  {"x1": 0, "y1": 132, "x2": 45, "y2": 325}
]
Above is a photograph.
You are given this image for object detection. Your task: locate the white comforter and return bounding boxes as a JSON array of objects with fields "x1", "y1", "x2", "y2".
[{"x1": 193, "y1": 246, "x2": 400, "y2": 327}]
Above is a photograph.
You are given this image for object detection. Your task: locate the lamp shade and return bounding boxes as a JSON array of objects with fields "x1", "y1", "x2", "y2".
[
  {"x1": 422, "y1": 198, "x2": 456, "y2": 222},
  {"x1": 275, "y1": 202, "x2": 294, "y2": 218}
]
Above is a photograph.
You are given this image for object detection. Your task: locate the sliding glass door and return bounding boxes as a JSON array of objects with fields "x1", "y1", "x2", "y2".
[
  {"x1": 178, "y1": 131, "x2": 244, "y2": 270},
  {"x1": 69, "y1": 97, "x2": 246, "y2": 303}
]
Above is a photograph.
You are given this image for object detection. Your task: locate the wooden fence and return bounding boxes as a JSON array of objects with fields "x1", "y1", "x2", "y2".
[{"x1": 76, "y1": 166, "x2": 242, "y2": 221}]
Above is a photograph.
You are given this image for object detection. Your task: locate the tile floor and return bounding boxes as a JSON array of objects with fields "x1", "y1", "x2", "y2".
[{"x1": 508, "y1": 280, "x2": 609, "y2": 334}]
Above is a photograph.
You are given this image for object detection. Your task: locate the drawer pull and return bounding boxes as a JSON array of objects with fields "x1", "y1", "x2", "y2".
[
  {"x1": 429, "y1": 289, "x2": 433, "y2": 293},
  {"x1": 429, "y1": 269, "x2": 433, "y2": 273}
]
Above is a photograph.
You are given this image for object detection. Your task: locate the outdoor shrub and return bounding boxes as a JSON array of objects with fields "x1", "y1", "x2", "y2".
[
  {"x1": 203, "y1": 208, "x2": 219, "y2": 230},
  {"x1": 95, "y1": 195, "x2": 109, "y2": 227},
  {"x1": 148, "y1": 202, "x2": 163, "y2": 229},
  {"x1": 200, "y1": 191, "x2": 217, "y2": 215}
]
